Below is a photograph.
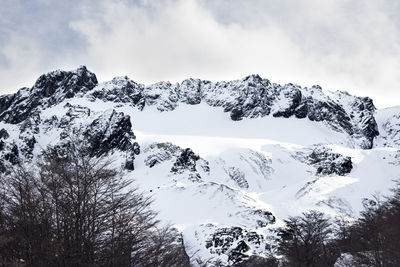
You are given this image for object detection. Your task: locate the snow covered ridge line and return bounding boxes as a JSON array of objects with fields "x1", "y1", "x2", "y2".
[{"x1": 0, "y1": 65, "x2": 380, "y2": 149}]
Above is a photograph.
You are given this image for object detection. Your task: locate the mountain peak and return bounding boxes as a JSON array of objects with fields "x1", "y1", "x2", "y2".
[{"x1": 33, "y1": 65, "x2": 98, "y2": 98}]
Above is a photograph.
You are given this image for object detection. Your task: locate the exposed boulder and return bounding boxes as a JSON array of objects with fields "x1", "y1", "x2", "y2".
[
  {"x1": 0, "y1": 129, "x2": 9, "y2": 139},
  {"x1": 171, "y1": 148, "x2": 200, "y2": 173},
  {"x1": 205, "y1": 226, "x2": 271, "y2": 265},
  {"x1": 144, "y1": 143, "x2": 209, "y2": 181},
  {"x1": 295, "y1": 145, "x2": 353, "y2": 176},
  {"x1": 144, "y1": 142, "x2": 181, "y2": 168}
]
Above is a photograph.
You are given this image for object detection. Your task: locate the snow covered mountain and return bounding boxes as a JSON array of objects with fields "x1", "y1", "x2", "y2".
[{"x1": 0, "y1": 66, "x2": 399, "y2": 265}]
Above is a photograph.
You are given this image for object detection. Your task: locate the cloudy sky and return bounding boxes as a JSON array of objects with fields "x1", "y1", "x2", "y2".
[{"x1": 1, "y1": 0, "x2": 399, "y2": 108}]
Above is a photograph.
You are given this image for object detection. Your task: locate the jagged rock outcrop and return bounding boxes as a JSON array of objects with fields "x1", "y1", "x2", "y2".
[
  {"x1": 0, "y1": 142, "x2": 20, "y2": 173},
  {"x1": 88, "y1": 76, "x2": 145, "y2": 109},
  {"x1": 204, "y1": 226, "x2": 273, "y2": 265},
  {"x1": 144, "y1": 142, "x2": 181, "y2": 168},
  {"x1": 294, "y1": 145, "x2": 353, "y2": 176},
  {"x1": 0, "y1": 101, "x2": 140, "y2": 173},
  {"x1": 309, "y1": 147, "x2": 352, "y2": 176},
  {"x1": 0, "y1": 66, "x2": 97, "y2": 125},
  {"x1": 0, "y1": 129, "x2": 9, "y2": 139},
  {"x1": 84, "y1": 110, "x2": 137, "y2": 156},
  {"x1": 58, "y1": 108, "x2": 140, "y2": 170},
  {"x1": 171, "y1": 148, "x2": 200, "y2": 174},
  {"x1": 144, "y1": 142, "x2": 209, "y2": 181},
  {"x1": 34, "y1": 65, "x2": 97, "y2": 99}
]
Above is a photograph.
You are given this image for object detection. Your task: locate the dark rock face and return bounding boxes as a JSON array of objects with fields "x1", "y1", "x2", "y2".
[
  {"x1": 179, "y1": 78, "x2": 202, "y2": 105},
  {"x1": 171, "y1": 148, "x2": 203, "y2": 181},
  {"x1": 0, "y1": 88, "x2": 41, "y2": 124},
  {"x1": 171, "y1": 148, "x2": 200, "y2": 173},
  {"x1": 0, "y1": 92, "x2": 140, "y2": 172},
  {"x1": 296, "y1": 146, "x2": 353, "y2": 176},
  {"x1": 273, "y1": 85, "x2": 302, "y2": 118},
  {"x1": 380, "y1": 113, "x2": 400, "y2": 147},
  {"x1": 44, "y1": 108, "x2": 140, "y2": 171},
  {"x1": 211, "y1": 75, "x2": 274, "y2": 120},
  {"x1": 88, "y1": 76, "x2": 145, "y2": 109},
  {"x1": 0, "y1": 94, "x2": 15, "y2": 115},
  {"x1": 351, "y1": 97, "x2": 379, "y2": 148},
  {"x1": 329, "y1": 91, "x2": 378, "y2": 149},
  {"x1": 230, "y1": 107, "x2": 244, "y2": 121},
  {"x1": 205, "y1": 226, "x2": 269, "y2": 265},
  {"x1": 252, "y1": 209, "x2": 276, "y2": 227},
  {"x1": 306, "y1": 99, "x2": 353, "y2": 134},
  {"x1": 0, "y1": 129, "x2": 9, "y2": 139},
  {"x1": 4, "y1": 144, "x2": 19, "y2": 165},
  {"x1": 65, "y1": 103, "x2": 91, "y2": 118},
  {"x1": 124, "y1": 142, "x2": 140, "y2": 171},
  {"x1": 44, "y1": 108, "x2": 139, "y2": 171},
  {"x1": 142, "y1": 81, "x2": 179, "y2": 111},
  {"x1": 0, "y1": 141, "x2": 21, "y2": 173},
  {"x1": 34, "y1": 65, "x2": 97, "y2": 99},
  {"x1": 144, "y1": 143, "x2": 209, "y2": 181},
  {"x1": 0, "y1": 66, "x2": 97, "y2": 124},
  {"x1": 84, "y1": 110, "x2": 136, "y2": 156},
  {"x1": 20, "y1": 136, "x2": 36, "y2": 156},
  {"x1": 294, "y1": 102, "x2": 308, "y2": 118}
]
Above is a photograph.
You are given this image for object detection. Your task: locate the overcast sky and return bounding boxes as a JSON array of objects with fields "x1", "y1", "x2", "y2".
[{"x1": 1, "y1": 0, "x2": 399, "y2": 108}]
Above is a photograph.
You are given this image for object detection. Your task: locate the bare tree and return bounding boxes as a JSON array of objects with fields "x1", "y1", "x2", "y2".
[
  {"x1": 341, "y1": 192, "x2": 400, "y2": 267},
  {"x1": 0, "y1": 143, "x2": 190, "y2": 267},
  {"x1": 277, "y1": 210, "x2": 338, "y2": 267}
]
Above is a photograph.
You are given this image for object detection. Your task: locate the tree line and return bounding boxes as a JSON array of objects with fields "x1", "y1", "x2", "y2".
[
  {"x1": 0, "y1": 144, "x2": 190, "y2": 267},
  {"x1": 275, "y1": 182, "x2": 400, "y2": 267}
]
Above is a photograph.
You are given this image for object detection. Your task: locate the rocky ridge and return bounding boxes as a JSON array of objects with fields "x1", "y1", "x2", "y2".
[
  {"x1": 88, "y1": 75, "x2": 379, "y2": 149},
  {"x1": 0, "y1": 66, "x2": 382, "y2": 154}
]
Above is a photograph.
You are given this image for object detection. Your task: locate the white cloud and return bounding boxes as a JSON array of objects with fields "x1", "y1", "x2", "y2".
[
  {"x1": 0, "y1": 35, "x2": 44, "y2": 93},
  {"x1": 70, "y1": 0, "x2": 306, "y2": 81},
  {"x1": 0, "y1": 33, "x2": 82, "y2": 94},
  {"x1": 1, "y1": 0, "x2": 400, "y2": 108}
]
